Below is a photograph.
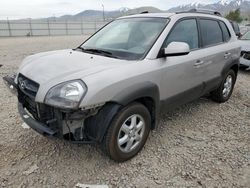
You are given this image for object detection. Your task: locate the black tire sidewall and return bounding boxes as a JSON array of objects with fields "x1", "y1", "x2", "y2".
[{"x1": 105, "y1": 103, "x2": 151, "y2": 162}]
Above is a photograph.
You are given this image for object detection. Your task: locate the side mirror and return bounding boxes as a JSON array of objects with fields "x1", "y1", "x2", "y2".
[{"x1": 163, "y1": 42, "x2": 190, "y2": 57}]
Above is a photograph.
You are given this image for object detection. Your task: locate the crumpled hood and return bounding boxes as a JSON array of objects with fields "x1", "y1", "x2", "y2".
[{"x1": 18, "y1": 49, "x2": 129, "y2": 84}]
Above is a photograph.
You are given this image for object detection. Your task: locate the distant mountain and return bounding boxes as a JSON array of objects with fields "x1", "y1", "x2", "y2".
[
  {"x1": 168, "y1": 0, "x2": 250, "y2": 15},
  {"x1": 26, "y1": 0, "x2": 250, "y2": 21},
  {"x1": 54, "y1": 10, "x2": 122, "y2": 21},
  {"x1": 46, "y1": 6, "x2": 162, "y2": 21},
  {"x1": 75, "y1": 10, "x2": 122, "y2": 18}
]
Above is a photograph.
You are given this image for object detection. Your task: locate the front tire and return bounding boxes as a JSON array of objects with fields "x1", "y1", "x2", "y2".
[
  {"x1": 102, "y1": 102, "x2": 151, "y2": 162},
  {"x1": 211, "y1": 69, "x2": 236, "y2": 103}
]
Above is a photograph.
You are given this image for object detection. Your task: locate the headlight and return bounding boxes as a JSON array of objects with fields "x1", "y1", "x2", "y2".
[{"x1": 45, "y1": 80, "x2": 87, "y2": 109}]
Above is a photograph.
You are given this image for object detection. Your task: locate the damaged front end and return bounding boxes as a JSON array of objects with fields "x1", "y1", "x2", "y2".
[
  {"x1": 240, "y1": 51, "x2": 250, "y2": 69},
  {"x1": 3, "y1": 74, "x2": 120, "y2": 144}
]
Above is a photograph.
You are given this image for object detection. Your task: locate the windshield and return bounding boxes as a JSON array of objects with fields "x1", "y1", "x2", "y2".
[
  {"x1": 80, "y1": 17, "x2": 169, "y2": 60},
  {"x1": 241, "y1": 31, "x2": 250, "y2": 40}
]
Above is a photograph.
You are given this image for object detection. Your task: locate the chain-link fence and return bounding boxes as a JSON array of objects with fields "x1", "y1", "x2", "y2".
[{"x1": 0, "y1": 19, "x2": 109, "y2": 37}]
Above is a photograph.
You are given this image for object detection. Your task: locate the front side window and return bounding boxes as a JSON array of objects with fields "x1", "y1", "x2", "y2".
[
  {"x1": 81, "y1": 18, "x2": 169, "y2": 60},
  {"x1": 200, "y1": 19, "x2": 223, "y2": 47},
  {"x1": 163, "y1": 19, "x2": 199, "y2": 50}
]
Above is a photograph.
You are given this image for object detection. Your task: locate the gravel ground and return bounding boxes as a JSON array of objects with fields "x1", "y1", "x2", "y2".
[{"x1": 0, "y1": 36, "x2": 249, "y2": 188}]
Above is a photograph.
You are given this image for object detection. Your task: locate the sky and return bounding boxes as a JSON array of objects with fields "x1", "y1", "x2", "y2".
[{"x1": 0, "y1": 0, "x2": 232, "y2": 19}]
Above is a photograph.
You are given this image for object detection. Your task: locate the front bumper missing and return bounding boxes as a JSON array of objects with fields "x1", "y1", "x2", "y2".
[
  {"x1": 240, "y1": 57, "x2": 250, "y2": 68},
  {"x1": 18, "y1": 102, "x2": 95, "y2": 144},
  {"x1": 3, "y1": 75, "x2": 18, "y2": 96},
  {"x1": 18, "y1": 103, "x2": 57, "y2": 136},
  {"x1": 240, "y1": 51, "x2": 250, "y2": 69},
  {"x1": 3, "y1": 74, "x2": 96, "y2": 144},
  {"x1": 4, "y1": 75, "x2": 58, "y2": 137}
]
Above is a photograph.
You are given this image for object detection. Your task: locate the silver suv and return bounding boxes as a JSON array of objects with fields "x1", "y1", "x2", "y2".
[{"x1": 4, "y1": 10, "x2": 241, "y2": 162}]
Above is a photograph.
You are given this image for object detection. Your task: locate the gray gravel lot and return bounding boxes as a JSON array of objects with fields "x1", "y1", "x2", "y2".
[{"x1": 0, "y1": 36, "x2": 249, "y2": 188}]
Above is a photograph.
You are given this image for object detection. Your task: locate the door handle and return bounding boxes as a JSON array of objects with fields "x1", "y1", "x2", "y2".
[
  {"x1": 194, "y1": 60, "x2": 204, "y2": 67},
  {"x1": 224, "y1": 52, "x2": 231, "y2": 59}
]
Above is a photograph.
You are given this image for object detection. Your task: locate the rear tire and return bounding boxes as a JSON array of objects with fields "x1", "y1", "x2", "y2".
[
  {"x1": 211, "y1": 69, "x2": 236, "y2": 103},
  {"x1": 102, "y1": 102, "x2": 151, "y2": 162}
]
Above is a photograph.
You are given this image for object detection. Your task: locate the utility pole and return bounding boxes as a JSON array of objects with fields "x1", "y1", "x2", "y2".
[
  {"x1": 29, "y1": 18, "x2": 33, "y2": 36},
  {"x1": 66, "y1": 20, "x2": 68, "y2": 35},
  {"x1": 47, "y1": 18, "x2": 51, "y2": 36},
  {"x1": 102, "y1": 4, "x2": 105, "y2": 21},
  {"x1": 7, "y1": 17, "x2": 12, "y2": 37},
  {"x1": 81, "y1": 17, "x2": 84, "y2": 35}
]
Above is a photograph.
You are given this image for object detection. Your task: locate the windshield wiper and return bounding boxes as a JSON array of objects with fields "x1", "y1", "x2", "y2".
[
  {"x1": 75, "y1": 47, "x2": 118, "y2": 59},
  {"x1": 74, "y1": 46, "x2": 85, "y2": 51},
  {"x1": 84, "y1": 48, "x2": 112, "y2": 54}
]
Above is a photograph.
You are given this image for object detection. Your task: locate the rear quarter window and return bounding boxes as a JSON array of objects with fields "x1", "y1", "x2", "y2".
[
  {"x1": 219, "y1": 21, "x2": 231, "y2": 42},
  {"x1": 200, "y1": 19, "x2": 223, "y2": 47},
  {"x1": 231, "y1": 22, "x2": 240, "y2": 34}
]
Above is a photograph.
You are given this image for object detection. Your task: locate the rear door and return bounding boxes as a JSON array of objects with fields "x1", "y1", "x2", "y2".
[{"x1": 197, "y1": 18, "x2": 233, "y2": 92}]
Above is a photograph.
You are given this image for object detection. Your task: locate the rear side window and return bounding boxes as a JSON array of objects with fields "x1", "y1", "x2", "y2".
[
  {"x1": 200, "y1": 19, "x2": 223, "y2": 47},
  {"x1": 163, "y1": 19, "x2": 199, "y2": 50},
  {"x1": 219, "y1": 21, "x2": 231, "y2": 42}
]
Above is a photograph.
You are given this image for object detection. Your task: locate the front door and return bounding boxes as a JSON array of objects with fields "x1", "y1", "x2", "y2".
[{"x1": 158, "y1": 18, "x2": 205, "y2": 110}]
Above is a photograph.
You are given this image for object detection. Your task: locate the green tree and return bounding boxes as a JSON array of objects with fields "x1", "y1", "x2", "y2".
[{"x1": 225, "y1": 9, "x2": 243, "y2": 23}]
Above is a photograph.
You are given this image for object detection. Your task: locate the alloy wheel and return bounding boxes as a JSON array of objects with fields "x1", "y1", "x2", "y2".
[
  {"x1": 117, "y1": 114, "x2": 145, "y2": 153},
  {"x1": 223, "y1": 75, "x2": 233, "y2": 98}
]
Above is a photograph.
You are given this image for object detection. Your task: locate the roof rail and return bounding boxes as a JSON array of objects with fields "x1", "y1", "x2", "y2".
[{"x1": 177, "y1": 9, "x2": 222, "y2": 16}]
